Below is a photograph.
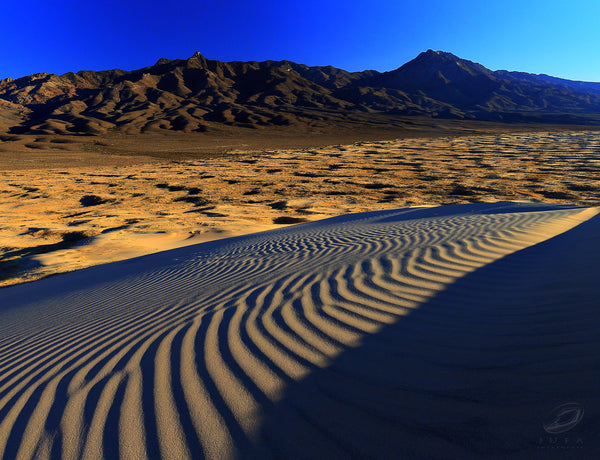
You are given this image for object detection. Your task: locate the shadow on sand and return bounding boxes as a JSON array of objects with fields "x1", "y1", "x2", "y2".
[
  {"x1": 0, "y1": 231, "x2": 90, "y2": 285},
  {"x1": 257, "y1": 213, "x2": 600, "y2": 459}
]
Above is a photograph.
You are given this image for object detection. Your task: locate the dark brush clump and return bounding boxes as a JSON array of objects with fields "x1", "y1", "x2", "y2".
[
  {"x1": 273, "y1": 216, "x2": 308, "y2": 224},
  {"x1": 80, "y1": 195, "x2": 106, "y2": 207},
  {"x1": 61, "y1": 231, "x2": 89, "y2": 242}
]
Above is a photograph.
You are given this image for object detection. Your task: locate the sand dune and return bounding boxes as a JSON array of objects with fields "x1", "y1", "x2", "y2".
[
  {"x1": 2, "y1": 130, "x2": 600, "y2": 287},
  {"x1": 0, "y1": 203, "x2": 598, "y2": 458}
]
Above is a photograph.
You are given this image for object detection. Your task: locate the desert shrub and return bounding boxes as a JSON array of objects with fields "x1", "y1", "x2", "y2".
[
  {"x1": 80, "y1": 195, "x2": 106, "y2": 206},
  {"x1": 61, "y1": 231, "x2": 89, "y2": 242},
  {"x1": 273, "y1": 216, "x2": 308, "y2": 224}
]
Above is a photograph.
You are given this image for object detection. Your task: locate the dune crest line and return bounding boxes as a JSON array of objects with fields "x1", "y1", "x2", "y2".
[{"x1": 0, "y1": 203, "x2": 597, "y2": 458}]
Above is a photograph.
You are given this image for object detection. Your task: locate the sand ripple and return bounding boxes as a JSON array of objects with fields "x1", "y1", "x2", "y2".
[{"x1": 0, "y1": 203, "x2": 597, "y2": 458}]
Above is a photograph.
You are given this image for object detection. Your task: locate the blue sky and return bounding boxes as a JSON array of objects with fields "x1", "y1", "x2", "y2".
[{"x1": 1, "y1": 0, "x2": 599, "y2": 81}]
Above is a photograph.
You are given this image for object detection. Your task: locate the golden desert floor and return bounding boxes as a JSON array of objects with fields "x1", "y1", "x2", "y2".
[
  {"x1": 0, "y1": 201, "x2": 598, "y2": 458},
  {"x1": 1, "y1": 130, "x2": 600, "y2": 286}
]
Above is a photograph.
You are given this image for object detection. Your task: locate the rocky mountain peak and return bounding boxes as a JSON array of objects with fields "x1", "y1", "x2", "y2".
[{"x1": 0, "y1": 50, "x2": 598, "y2": 135}]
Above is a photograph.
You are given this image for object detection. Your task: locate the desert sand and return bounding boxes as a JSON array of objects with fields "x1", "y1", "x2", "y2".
[
  {"x1": 0, "y1": 201, "x2": 597, "y2": 458},
  {"x1": 1, "y1": 130, "x2": 600, "y2": 286}
]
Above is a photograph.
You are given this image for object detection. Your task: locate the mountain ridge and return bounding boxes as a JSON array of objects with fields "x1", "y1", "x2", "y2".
[{"x1": 1, "y1": 50, "x2": 599, "y2": 135}]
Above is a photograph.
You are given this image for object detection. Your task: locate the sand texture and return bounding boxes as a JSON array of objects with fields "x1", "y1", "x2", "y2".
[
  {"x1": 0, "y1": 202, "x2": 598, "y2": 458},
  {"x1": 2, "y1": 130, "x2": 600, "y2": 287}
]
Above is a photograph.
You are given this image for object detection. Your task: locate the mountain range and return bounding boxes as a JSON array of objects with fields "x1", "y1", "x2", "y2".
[{"x1": 1, "y1": 50, "x2": 599, "y2": 135}]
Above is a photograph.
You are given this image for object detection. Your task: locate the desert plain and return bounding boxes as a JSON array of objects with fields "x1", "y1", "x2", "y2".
[
  {"x1": 2, "y1": 129, "x2": 600, "y2": 287},
  {"x1": 0, "y1": 127, "x2": 599, "y2": 458}
]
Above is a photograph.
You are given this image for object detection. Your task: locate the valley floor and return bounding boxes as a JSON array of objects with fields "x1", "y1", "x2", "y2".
[{"x1": 1, "y1": 129, "x2": 599, "y2": 286}]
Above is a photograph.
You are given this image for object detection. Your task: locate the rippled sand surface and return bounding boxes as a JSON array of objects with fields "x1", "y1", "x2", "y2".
[
  {"x1": 0, "y1": 203, "x2": 598, "y2": 458},
  {"x1": 1, "y1": 130, "x2": 600, "y2": 286}
]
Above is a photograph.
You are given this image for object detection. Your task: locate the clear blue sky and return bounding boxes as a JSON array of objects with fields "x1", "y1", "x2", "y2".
[{"x1": 1, "y1": 0, "x2": 599, "y2": 82}]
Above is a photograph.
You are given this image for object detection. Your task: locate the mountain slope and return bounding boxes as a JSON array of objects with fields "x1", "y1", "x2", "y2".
[
  {"x1": 372, "y1": 50, "x2": 600, "y2": 115},
  {"x1": 0, "y1": 50, "x2": 599, "y2": 135}
]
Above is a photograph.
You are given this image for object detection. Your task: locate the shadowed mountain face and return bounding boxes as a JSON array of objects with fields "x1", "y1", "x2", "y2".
[{"x1": 1, "y1": 50, "x2": 599, "y2": 135}]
